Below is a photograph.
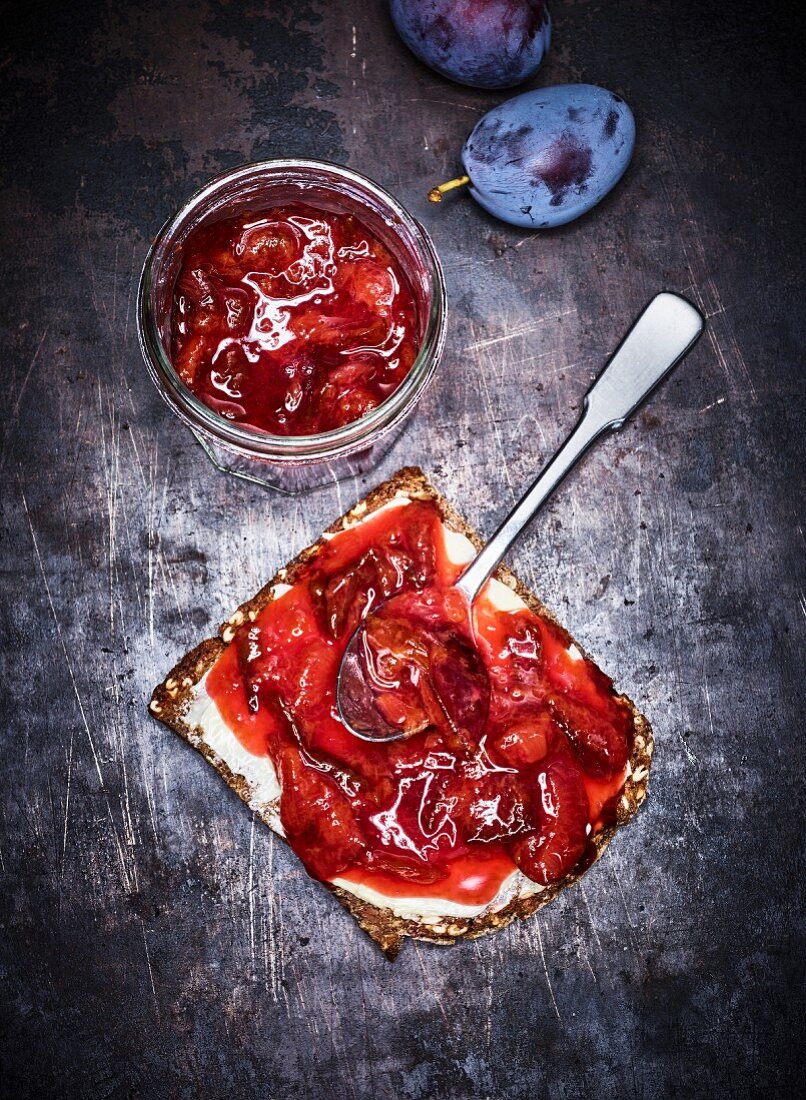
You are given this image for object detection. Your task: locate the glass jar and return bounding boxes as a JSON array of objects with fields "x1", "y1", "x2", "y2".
[{"x1": 137, "y1": 159, "x2": 447, "y2": 493}]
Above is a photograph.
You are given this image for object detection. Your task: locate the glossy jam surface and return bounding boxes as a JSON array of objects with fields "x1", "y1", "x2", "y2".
[
  {"x1": 170, "y1": 204, "x2": 419, "y2": 435},
  {"x1": 338, "y1": 584, "x2": 491, "y2": 744},
  {"x1": 206, "y1": 500, "x2": 635, "y2": 905}
]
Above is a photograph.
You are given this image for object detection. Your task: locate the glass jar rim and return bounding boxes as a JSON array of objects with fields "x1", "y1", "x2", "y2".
[{"x1": 137, "y1": 158, "x2": 447, "y2": 462}]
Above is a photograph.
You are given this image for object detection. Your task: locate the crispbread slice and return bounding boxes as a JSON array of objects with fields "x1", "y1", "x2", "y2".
[{"x1": 149, "y1": 467, "x2": 653, "y2": 959}]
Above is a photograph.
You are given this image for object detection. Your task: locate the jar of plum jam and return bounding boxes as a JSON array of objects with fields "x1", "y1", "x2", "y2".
[{"x1": 137, "y1": 160, "x2": 447, "y2": 492}]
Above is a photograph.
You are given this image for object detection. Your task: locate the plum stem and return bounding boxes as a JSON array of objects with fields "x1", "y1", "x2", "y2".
[{"x1": 428, "y1": 175, "x2": 470, "y2": 204}]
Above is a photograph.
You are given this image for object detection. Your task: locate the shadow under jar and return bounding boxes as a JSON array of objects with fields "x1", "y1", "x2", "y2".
[{"x1": 137, "y1": 159, "x2": 447, "y2": 493}]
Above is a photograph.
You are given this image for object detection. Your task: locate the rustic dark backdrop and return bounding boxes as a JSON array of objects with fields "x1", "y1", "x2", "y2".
[{"x1": 1, "y1": 1, "x2": 803, "y2": 1097}]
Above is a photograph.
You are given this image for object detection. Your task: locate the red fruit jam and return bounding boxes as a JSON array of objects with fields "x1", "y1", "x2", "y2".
[
  {"x1": 170, "y1": 203, "x2": 420, "y2": 435},
  {"x1": 206, "y1": 500, "x2": 635, "y2": 906}
]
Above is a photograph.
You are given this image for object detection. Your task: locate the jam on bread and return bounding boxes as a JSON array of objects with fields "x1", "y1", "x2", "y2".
[{"x1": 205, "y1": 496, "x2": 636, "y2": 908}]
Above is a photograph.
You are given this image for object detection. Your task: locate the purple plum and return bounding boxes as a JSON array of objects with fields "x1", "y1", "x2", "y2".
[
  {"x1": 389, "y1": 0, "x2": 551, "y2": 90},
  {"x1": 429, "y1": 84, "x2": 636, "y2": 228}
]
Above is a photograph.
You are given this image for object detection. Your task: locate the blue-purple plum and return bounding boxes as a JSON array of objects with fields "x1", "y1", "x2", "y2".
[
  {"x1": 389, "y1": 0, "x2": 551, "y2": 90},
  {"x1": 452, "y1": 84, "x2": 635, "y2": 227}
]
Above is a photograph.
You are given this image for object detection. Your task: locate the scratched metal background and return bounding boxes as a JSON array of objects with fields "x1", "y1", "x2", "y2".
[{"x1": 1, "y1": 1, "x2": 803, "y2": 1096}]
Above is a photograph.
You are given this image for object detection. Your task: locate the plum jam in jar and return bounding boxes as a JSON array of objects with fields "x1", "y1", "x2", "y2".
[{"x1": 138, "y1": 161, "x2": 446, "y2": 492}]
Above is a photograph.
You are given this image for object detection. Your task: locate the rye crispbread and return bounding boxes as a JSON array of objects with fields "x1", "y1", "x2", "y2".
[{"x1": 149, "y1": 467, "x2": 653, "y2": 958}]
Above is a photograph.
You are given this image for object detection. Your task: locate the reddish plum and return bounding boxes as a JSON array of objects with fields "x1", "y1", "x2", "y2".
[{"x1": 389, "y1": 0, "x2": 550, "y2": 90}]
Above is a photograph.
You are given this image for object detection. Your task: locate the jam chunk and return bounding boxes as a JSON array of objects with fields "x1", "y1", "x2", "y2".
[{"x1": 357, "y1": 585, "x2": 490, "y2": 744}]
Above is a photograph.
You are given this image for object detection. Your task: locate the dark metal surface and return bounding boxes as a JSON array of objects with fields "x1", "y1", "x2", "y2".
[{"x1": 1, "y1": 1, "x2": 803, "y2": 1096}]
